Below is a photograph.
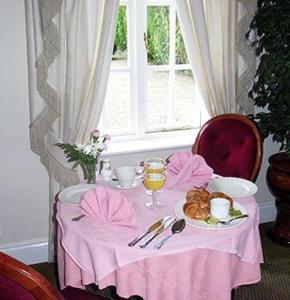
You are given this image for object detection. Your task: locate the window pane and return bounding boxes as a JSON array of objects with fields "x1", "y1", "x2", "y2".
[
  {"x1": 112, "y1": 6, "x2": 128, "y2": 68},
  {"x1": 147, "y1": 6, "x2": 169, "y2": 65},
  {"x1": 103, "y1": 72, "x2": 131, "y2": 134},
  {"x1": 172, "y1": 70, "x2": 200, "y2": 127},
  {"x1": 176, "y1": 16, "x2": 189, "y2": 64},
  {"x1": 147, "y1": 69, "x2": 200, "y2": 132},
  {"x1": 147, "y1": 70, "x2": 170, "y2": 131}
]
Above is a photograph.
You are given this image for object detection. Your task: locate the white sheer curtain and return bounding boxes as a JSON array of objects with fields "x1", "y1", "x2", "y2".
[
  {"x1": 25, "y1": 0, "x2": 119, "y2": 261},
  {"x1": 175, "y1": 0, "x2": 256, "y2": 117}
]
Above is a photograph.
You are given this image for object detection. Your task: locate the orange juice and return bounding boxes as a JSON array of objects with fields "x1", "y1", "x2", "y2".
[
  {"x1": 144, "y1": 159, "x2": 165, "y2": 174},
  {"x1": 144, "y1": 173, "x2": 166, "y2": 191}
]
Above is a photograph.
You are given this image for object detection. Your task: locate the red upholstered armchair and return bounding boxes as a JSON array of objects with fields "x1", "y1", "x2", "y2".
[
  {"x1": 192, "y1": 114, "x2": 263, "y2": 182},
  {"x1": 0, "y1": 252, "x2": 106, "y2": 300}
]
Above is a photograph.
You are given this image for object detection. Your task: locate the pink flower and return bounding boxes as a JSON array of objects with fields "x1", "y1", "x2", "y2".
[
  {"x1": 90, "y1": 129, "x2": 100, "y2": 139},
  {"x1": 104, "y1": 134, "x2": 111, "y2": 142}
]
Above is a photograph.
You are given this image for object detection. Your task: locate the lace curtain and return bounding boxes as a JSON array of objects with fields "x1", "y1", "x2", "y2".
[
  {"x1": 236, "y1": 0, "x2": 257, "y2": 114},
  {"x1": 25, "y1": 0, "x2": 119, "y2": 261},
  {"x1": 175, "y1": 0, "x2": 257, "y2": 116}
]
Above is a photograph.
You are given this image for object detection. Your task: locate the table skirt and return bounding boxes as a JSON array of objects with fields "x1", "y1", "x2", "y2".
[{"x1": 58, "y1": 226, "x2": 261, "y2": 300}]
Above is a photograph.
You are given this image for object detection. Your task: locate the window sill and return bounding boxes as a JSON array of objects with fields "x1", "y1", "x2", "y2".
[{"x1": 102, "y1": 131, "x2": 198, "y2": 157}]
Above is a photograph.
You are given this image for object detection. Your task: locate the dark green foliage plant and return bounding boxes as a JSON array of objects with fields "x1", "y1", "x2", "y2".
[{"x1": 246, "y1": 0, "x2": 290, "y2": 155}]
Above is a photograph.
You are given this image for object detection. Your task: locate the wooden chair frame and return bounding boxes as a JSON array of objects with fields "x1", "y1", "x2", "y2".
[
  {"x1": 0, "y1": 251, "x2": 64, "y2": 300},
  {"x1": 192, "y1": 113, "x2": 263, "y2": 182}
]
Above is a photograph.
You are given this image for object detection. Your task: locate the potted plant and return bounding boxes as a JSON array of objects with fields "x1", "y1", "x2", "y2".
[{"x1": 247, "y1": 0, "x2": 290, "y2": 245}]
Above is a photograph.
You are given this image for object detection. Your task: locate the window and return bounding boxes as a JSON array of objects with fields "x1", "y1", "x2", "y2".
[{"x1": 101, "y1": 0, "x2": 206, "y2": 143}]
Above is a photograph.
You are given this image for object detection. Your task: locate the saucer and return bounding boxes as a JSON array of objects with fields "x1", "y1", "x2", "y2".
[{"x1": 109, "y1": 177, "x2": 141, "y2": 190}]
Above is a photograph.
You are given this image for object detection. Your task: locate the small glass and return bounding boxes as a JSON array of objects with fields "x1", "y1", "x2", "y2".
[
  {"x1": 143, "y1": 173, "x2": 166, "y2": 209},
  {"x1": 144, "y1": 158, "x2": 166, "y2": 195},
  {"x1": 144, "y1": 158, "x2": 166, "y2": 174}
]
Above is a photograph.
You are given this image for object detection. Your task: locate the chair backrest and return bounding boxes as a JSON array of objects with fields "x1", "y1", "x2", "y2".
[
  {"x1": 0, "y1": 251, "x2": 64, "y2": 300},
  {"x1": 192, "y1": 114, "x2": 263, "y2": 182}
]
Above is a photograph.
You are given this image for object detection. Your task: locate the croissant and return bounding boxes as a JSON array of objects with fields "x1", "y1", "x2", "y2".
[{"x1": 183, "y1": 188, "x2": 233, "y2": 221}]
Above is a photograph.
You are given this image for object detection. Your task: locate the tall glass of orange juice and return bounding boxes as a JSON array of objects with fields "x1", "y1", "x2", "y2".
[
  {"x1": 144, "y1": 158, "x2": 166, "y2": 174},
  {"x1": 143, "y1": 173, "x2": 166, "y2": 208}
]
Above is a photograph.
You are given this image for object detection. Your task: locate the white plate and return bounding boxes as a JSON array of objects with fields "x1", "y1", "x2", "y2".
[
  {"x1": 58, "y1": 183, "x2": 96, "y2": 205},
  {"x1": 109, "y1": 177, "x2": 141, "y2": 190},
  {"x1": 207, "y1": 177, "x2": 258, "y2": 198},
  {"x1": 174, "y1": 199, "x2": 248, "y2": 230}
]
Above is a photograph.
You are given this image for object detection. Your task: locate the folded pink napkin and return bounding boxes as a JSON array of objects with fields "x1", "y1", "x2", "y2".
[
  {"x1": 165, "y1": 151, "x2": 213, "y2": 189},
  {"x1": 80, "y1": 186, "x2": 137, "y2": 229}
]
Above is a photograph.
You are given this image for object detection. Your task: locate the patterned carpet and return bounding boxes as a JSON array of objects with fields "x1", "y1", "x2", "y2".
[
  {"x1": 234, "y1": 223, "x2": 290, "y2": 300},
  {"x1": 32, "y1": 222, "x2": 290, "y2": 300}
]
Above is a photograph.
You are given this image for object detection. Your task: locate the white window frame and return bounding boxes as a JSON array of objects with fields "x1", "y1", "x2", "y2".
[{"x1": 101, "y1": 0, "x2": 208, "y2": 153}]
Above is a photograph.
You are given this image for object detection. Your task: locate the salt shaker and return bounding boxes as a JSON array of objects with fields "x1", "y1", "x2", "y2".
[{"x1": 101, "y1": 159, "x2": 112, "y2": 180}]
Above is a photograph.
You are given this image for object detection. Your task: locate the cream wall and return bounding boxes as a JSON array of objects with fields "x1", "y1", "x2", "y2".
[
  {"x1": 0, "y1": 0, "x2": 278, "y2": 264},
  {"x1": 0, "y1": 0, "x2": 50, "y2": 260}
]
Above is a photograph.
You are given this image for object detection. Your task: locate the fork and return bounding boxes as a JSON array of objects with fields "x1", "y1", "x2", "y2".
[
  {"x1": 71, "y1": 214, "x2": 85, "y2": 221},
  {"x1": 218, "y1": 214, "x2": 249, "y2": 225}
]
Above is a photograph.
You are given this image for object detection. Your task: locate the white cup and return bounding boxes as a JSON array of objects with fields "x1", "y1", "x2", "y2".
[
  {"x1": 210, "y1": 198, "x2": 230, "y2": 219},
  {"x1": 116, "y1": 166, "x2": 136, "y2": 187}
]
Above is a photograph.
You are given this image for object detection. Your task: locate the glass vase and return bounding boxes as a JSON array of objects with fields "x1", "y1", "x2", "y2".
[{"x1": 81, "y1": 162, "x2": 97, "y2": 184}]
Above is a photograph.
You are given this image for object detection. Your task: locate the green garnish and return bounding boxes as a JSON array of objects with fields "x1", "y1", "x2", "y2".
[
  {"x1": 205, "y1": 216, "x2": 219, "y2": 225},
  {"x1": 204, "y1": 209, "x2": 242, "y2": 225},
  {"x1": 229, "y1": 209, "x2": 242, "y2": 217}
]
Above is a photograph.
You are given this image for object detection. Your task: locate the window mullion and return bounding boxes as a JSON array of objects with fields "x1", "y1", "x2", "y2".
[
  {"x1": 127, "y1": 1, "x2": 136, "y2": 136},
  {"x1": 135, "y1": 0, "x2": 147, "y2": 138},
  {"x1": 167, "y1": 4, "x2": 176, "y2": 127}
]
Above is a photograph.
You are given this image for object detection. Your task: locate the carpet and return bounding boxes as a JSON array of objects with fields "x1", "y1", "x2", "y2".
[{"x1": 234, "y1": 223, "x2": 290, "y2": 300}]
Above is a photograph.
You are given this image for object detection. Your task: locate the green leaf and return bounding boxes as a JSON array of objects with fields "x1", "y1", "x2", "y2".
[{"x1": 246, "y1": 0, "x2": 290, "y2": 155}]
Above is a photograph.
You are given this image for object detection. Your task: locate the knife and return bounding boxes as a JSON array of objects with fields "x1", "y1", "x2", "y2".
[
  {"x1": 128, "y1": 215, "x2": 172, "y2": 247},
  {"x1": 139, "y1": 217, "x2": 176, "y2": 248}
]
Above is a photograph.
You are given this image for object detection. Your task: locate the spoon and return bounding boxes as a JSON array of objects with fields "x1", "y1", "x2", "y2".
[{"x1": 154, "y1": 219, "x2": 186, "y2": 250}]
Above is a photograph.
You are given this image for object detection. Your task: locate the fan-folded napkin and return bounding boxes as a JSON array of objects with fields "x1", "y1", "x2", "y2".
[
  {"x1": 165, "y1": 151, "x2": 213, "y2": 188},
  {"x1": 80, "y1": 185, "x2": 137, "y2": 229}
]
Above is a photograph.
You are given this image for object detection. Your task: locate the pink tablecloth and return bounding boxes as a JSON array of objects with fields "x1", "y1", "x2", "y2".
[{"x1": 56, "y1": 183, "x2": 263, "y2": 300}]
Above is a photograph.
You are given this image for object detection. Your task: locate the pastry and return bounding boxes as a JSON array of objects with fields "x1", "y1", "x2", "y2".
[{"x1": 183, "y1": 188, "x2": 233, "y2": 221}]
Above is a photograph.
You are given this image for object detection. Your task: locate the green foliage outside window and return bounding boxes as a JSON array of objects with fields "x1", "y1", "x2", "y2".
[
  {"x1": 147, "y1": 6, "x2": 170, "y2": 65},
  {"x1": 114, "y1": 6, "x2": 127, "y2": 52},
  {"x1": 114, "y1": 6, "x2": 188, "y2": 65},
  {"x1": 175, "y1": 21, "x2": 188, "y2": 64}
]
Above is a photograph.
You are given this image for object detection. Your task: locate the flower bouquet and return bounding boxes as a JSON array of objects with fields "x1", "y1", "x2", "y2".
[{"x1": 56, "y1": 129, "x2": 110, "y2": 183}]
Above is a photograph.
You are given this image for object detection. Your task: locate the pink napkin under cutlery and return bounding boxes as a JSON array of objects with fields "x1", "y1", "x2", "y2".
[
  {"x1": 165, "y1": 151, "x2": 213, "y2": 189},
  {"x1": 80, "y1": 185, "x2": 137, "y2": 229}
]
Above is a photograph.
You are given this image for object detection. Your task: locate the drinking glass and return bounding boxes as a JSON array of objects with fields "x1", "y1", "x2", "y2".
[
  {"x1": 144, "y1": 158, "x2": 166, "y2": 174},
  {"x1": 144, "y1": 158, "x2": 166, "y2": 195},
  {"x1": 143, "y1": 173, "x2": 166, "y2": 209}
]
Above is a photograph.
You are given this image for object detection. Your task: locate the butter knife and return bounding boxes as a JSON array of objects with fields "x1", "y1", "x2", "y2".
[
  {"x1": 139, "y1": 217, "x2": 176, "y2": 248},
  {"x1": 128, "y1": 215, "x2": 172, "y2": 247}
]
